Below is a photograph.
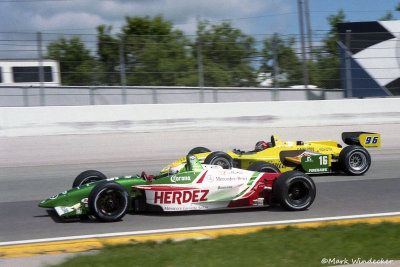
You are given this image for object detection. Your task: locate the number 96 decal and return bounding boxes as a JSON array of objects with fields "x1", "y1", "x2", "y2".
[{"x1": 360, "y1": 134, "x2": 381, "y2": 147}]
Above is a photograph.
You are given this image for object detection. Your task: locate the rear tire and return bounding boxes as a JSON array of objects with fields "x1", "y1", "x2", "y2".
[
  {"x1": 247, "y1": 161, "x2": 280, "y2": 173},
  {"x1": 339, "y1": 146, "x2": 371, "y2": 175},
  {"x1": 88, "y1": 182, "x2": 129, "y2": 222},
  {"x1": 188, "y1": 147, "x2": 211, "y2": 155},
  {"x1": 73, "y1": 170, "x2": 107, "y2": 188},
  {"x1": 273, "y1": 171, "x2": 316, "y2": 211},
  {"x1": 204, "y1": 151, "x2": 233, "y2": 169}
]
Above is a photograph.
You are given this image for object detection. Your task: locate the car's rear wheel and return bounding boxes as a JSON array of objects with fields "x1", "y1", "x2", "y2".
[
  {"x1": 188, "y1": 147, "x2": 211, "y2": 155},
  {"x1": 88, "y1": 182, "x2": 129, "y2": 222},
  {"x1": 273, "y1": 171, "x2": 316, "y2": 211},
  {"x1": 73, "y1": 170, "x2": 107, "y2": 188},
  {"x1": 247, "y1": 161, "x2": 280, "y2": 173},
  {"x1": 339, "y1": 146, "x2": 371, "y2": 175},
  {"x1": 204, "y1": 151, "x2": 233, "y2": 169}
]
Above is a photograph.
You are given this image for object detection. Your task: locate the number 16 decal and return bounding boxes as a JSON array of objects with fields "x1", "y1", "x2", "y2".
[{"x1": 319, "y1": 155, "x2": 328, "y2": 165}]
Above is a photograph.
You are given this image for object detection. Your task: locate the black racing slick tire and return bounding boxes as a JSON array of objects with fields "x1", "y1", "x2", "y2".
[
  {"x1": 188, "y1": 147, "x2": 211, "y2": 155},
  {"x1": 88, "y1": 182, "x2": 129, "y2": 222},
  {"x1": 339, "y1": 146, "x2": 371, "y2": 176},
  {"x1": 247, "y1": 161, "x2": 281, "y2": 173},
  {"x1": 73, "y1": 170, "x2": 107, "y2": 188},
  {"x1": 204, "y1": 151, "x2": 233, "y2": 169},
  {"x1": 273, "y1": 171, "x2": 316, "y2": 211}
]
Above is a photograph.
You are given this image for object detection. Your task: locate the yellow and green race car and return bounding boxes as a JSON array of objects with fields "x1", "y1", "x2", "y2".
[{"x1": 162, "y1": 132, "x2": 380, "y2": 176}]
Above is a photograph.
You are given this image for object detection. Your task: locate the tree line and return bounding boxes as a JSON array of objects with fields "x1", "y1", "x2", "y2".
[{"x1": 47, "y1": 12, "x2": 347, "y2": 88}]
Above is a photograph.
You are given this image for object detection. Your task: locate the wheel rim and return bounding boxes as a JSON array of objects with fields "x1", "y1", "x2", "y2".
[
  {"x1": 349, "y1": 152, "x2": 367, "y2": 171},
  {"x1": 96, "y1": 189, "x2": 125, "y2": 216},
  {"x1": 288, "y1": 180, "x2": 309, "y2": 204},
  {"x1": 212, "y1": 158, "x2": 231, "y2": 169}
]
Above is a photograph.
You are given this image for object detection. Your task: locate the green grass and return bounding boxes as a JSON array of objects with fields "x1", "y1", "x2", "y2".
[{"x1": 55, "y1": 222, "x2": 400, "y2": 267}]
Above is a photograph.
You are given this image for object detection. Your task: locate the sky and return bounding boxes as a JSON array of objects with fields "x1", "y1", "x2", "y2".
[{"x1": 1, "y1": 0, "x2": 400, "y2": 58}]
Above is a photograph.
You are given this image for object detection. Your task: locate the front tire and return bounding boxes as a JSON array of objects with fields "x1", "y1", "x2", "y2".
[
  {"x1": 273, "y1": 171, "x2": 316, "y2": 211},
  {"x1": 204, "y1": 151, "x2": 233, "y2": 169},
  {"x1": 339, "y1": 146, "x2": 371, "y2": 175},
  {"x1": 73, "y1": 170, "x2": 107, "y2": 188},
  {"x1": 88, "y1": 182, "x2": 129, "y2": 222},
  {"x1": 247, "y1": 161, "x2": 280, "y2": 173},
  {"x1": 188, "y1": 147, "x2": 211, "y2": 155}
]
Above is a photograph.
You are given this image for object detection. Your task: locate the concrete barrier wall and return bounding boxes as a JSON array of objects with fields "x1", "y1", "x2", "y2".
[
  {"x1": 0, "y1": 86, "x2": 343, "y2": 106},
  {"x1": 1, "y1": 98, "x2": 399, "y2": 137}
]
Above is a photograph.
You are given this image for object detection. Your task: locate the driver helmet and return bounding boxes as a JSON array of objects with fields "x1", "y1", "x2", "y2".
[
  {"x1": 254, "y1": 141, "x2": 268, "y2": 152},
  {"x1": 169, "y1": 162, "x2": 184, "y2": 175}
]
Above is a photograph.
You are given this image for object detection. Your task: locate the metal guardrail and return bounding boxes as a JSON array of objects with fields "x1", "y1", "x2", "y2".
[{"x1": 0, "y1": 86, "x2": 344, "y2": 107}]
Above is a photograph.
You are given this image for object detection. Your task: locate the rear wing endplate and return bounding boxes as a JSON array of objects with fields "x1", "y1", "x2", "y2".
[{"x1": 342, "y1": 132, "x2": 381, "y2": 148}]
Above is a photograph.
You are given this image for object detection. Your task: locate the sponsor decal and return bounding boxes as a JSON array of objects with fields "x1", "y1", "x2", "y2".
[
  {"x1": 55, "y1": 203, "x2": 82, "y2": 216},
  {"x1": 215, "y1": 177, "x2": 248, "y2": 182},
  {"x1": 298, "y1": 147, "x2": 314, "y2": 152},
  {"x1": 218, "y1": 186, "x2": 233, "y2": 190},
  {"x1": 81, "y1": 198, "x2": 88, "y2": 204},
  {"x1": 162, "y1": 205, "x2": 207, "y2": 211},
  {"x1": 308, "y1": 168, "x2": 328, "y2": 173},
  {"x1": 170, "y1": 175, "x2": 191, "y2": 183},
  {"x1": 60, "y1": 207, "x2": 71, "y2": 214},
  {"x1": 154, "y1": 189, "x2": 209, "y2": 204},
  {"x1": 229, "y1": 169, "x2": 246, "y2": 174},
  {"x1": 319, "y1": 147, "x2": 333, "y2": 152},
  {"x1": 305, "y1": 156, "x2": 313, "y2": 163},
  {"x1": 206, "y1": 175, "x2": 214, "y2": 182}
]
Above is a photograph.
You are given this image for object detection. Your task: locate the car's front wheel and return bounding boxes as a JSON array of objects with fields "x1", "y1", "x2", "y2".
[
  {"x1": 204, "y1": 151, "x2": 233, "y2": 169},
  {"x1": 273, "y1": 171, "x2": 316, "y2": 211},
  {"x1": 88, "y1": 182, "x2": 129, "y2": 222},
  {"x1": 247, "y1": 161, "x2": 280, "y2": 173},
  {"x1": 73, "y1": 170, "x2": 107, "y2": 188},
  {"x1": 188, "y1": 146, "x2": 211, "y2": 155}
]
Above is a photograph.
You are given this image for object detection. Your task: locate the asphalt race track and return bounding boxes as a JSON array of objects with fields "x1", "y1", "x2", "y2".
[{"x1": 1, "y1": 124, "x2": 399, "y2": 244}]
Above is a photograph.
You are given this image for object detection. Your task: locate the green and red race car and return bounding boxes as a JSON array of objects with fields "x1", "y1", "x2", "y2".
[
  {"x1": 39, "y1": 155, "x2": 316, "y2": 222},
  {"x1": 162, "y1": 132, "x2": 381, "y2": 176}
]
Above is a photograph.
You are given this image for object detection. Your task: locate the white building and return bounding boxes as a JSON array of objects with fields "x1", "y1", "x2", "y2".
[{"x1": 0, "y1": 59, "x2": 61, "y2": 86}]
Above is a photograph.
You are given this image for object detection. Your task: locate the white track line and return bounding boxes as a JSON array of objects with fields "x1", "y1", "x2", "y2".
[{"x1": 1, "y1": 211, "x2": 400, "y2": 246}]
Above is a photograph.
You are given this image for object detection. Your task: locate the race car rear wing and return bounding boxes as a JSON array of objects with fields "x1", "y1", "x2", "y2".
[{"x1": 342, "y1": 132, "x2": 381, "y2": 148}]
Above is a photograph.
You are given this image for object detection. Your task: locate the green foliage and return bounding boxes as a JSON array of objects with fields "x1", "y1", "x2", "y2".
[
  {"x1": 121, "y1": 15, "x2": 197, "y2": 86},
  {"x1": 380, "y1": 11, "x2": 395, "y2": 21},
  {"x1": 46, "y1": 11, "x2": 353, "y2": 88},
  {"x1": 310, "y1": 9, "x2": 347, "y2": 89},
  {"x1": 96, "y1": 25, "x2": 120, "y2": 85},
  {"x1": 259, "y1": 34, "x2": 303, "y2": 86},
  {"x1": 47, "y1": 37, "x2": 98, "y2": 85},
  {"x1": 197, "y1": 20, "x2": 257, "y2": 87},
  {"x1": 55, "y1": 223, "x2": 400, "y2": 267}
]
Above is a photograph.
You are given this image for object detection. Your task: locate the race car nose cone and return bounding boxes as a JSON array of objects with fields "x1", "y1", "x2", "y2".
[
  {"x1": 38, "y1": 193, "x2": 65, "y2": 208},
  {"x1": 38, "y1": 198, "x2": 54, "y2": 208}
]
